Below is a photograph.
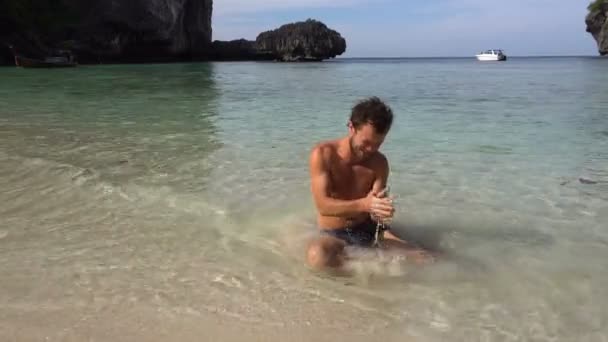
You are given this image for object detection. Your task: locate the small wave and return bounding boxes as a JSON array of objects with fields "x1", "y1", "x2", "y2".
[
  {"x1": 474, "y1": 145, "x2": 513, "y2": 155},
  {"x1": 0, "y1": 152, "x2": 229, "y2": 219},
  {"x1": 342, "y1": 247, "x2": 418, "y2": 280},
  {"x1": 272, "y1": 214, "x2": 427, "y2": 285}
]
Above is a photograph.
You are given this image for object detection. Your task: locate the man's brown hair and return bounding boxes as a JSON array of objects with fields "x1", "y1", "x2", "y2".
[{"x1": 350, "y1": 96, "x2": 393, "y2": 134}]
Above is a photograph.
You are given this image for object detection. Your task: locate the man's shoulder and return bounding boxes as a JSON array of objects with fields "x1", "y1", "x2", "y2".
[
  {"x1": 310, "y1": 140, "x2": 338, "y2": 160},
  {"x1": 369, "y1": 151, "x2": 389, "y2": 170},
  {"x1": 373, "y1": 151, "x2": 388, "y2": 164}
]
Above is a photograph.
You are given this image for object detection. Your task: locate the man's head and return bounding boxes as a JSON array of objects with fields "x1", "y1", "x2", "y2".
[{"x1": 347, "y1": 96, "x2": 393, "y2": 162}]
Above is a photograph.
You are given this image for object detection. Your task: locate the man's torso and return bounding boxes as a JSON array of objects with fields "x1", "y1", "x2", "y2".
[{"x1": 316, "y1": 140, "x2": 383, "y2": 230}]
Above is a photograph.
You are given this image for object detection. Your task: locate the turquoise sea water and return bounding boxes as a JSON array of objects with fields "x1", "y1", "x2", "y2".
[{"x1": 1, "y1": 57, "x2": 607, "y2": 341}]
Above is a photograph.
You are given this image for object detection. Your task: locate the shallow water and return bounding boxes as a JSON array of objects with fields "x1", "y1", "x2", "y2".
[{"x1": 1, "y1": 57, "x2": 607, "y2": 341}]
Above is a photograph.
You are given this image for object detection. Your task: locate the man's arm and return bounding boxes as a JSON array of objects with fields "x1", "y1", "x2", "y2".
[
  {"x1": 309, "y1": 146, "x2": 370, "y2": 217},
  {"x1": 370, "y1": 153, "x2": 390, "y2": 197},
  {"x1": 369, "y1": 153, "x2": 394, "y2": 223}
]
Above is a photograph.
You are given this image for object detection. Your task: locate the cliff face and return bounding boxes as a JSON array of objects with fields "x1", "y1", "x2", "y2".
[
  {"x1": 586, "y1": 0, "x2": 608, "y2": 56},
  {"x1": 1, "y1": 0, "x2": 213, "y2": 63},
  {"x1": 76, "y1": 0, "x2": 213, "y2": 62}
]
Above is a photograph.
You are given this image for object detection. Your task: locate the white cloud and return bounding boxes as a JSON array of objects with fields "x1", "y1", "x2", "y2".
[
  {"x1": 211, "y1": 0, "x2": 599, "y2": 56},
  {"x1": 213, "y1": 0, "x2": 374, "y2": 16},
  {"x1": 211, "y1": 0, "x2": 373, "y2": 41},
  {"x1": 348, "y1": 0, "x2": 596, "y2": 56}
]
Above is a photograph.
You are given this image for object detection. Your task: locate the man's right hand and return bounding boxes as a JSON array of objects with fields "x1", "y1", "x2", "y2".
[{"x1": 363, "y1": 189, "x2": 394, "y2": 222}]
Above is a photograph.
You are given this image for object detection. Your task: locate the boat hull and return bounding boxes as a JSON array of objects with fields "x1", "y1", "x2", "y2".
[
  {"x1": 15, "y1": 56, "x2": 77, "y2": 68},
  {"x1": 475, "y1": 54, "x2": 507, "y2": 61}
]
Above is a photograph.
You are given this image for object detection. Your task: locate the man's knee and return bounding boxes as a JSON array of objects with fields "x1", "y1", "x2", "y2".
[{"x1": 306, "y1": 239, "x2": 344, "y2": 269}]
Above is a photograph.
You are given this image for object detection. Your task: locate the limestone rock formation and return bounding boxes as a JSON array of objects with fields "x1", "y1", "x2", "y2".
[
  {"x1": 1, "y1": 4, "x2": 348, "y2": 64},
  {"x1": 586, "y1": 0, "x2": 608, "y2": 56},
  {"x1": 255, "y1": 19, "x2": 346, "y2": 61},
  {"x1": 0, "y1": 0, "x2": 213, "y2": 63}
]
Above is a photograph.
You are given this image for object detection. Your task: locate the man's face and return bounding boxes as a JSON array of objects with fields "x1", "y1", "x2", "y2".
[{"x1": 348, "y1": 122, "x2": 387, "y2": 162}]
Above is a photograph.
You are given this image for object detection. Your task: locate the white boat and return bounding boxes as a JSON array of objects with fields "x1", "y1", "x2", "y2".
[{"x1": 475, "y1": 49, "x2": 507, "y2": 61}]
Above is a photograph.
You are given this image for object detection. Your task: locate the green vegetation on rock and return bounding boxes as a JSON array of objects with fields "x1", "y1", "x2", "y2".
[{"x1": 588, "y1": 0, "x2": 607, "y2": 12}]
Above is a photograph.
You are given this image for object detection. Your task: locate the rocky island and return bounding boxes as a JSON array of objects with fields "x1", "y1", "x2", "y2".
[
  {"x1": 210, "y1": 19, "x2": 346, "y2": 62},
  {"x1": 0, "y1": 0, "x2": 346, "y2": 65},
  {"x1": 255, "y1": 19, "x2": 346, "y2": 62},
  {"x1": 586, "y1": 0, "x2": 608, "y2": 56}
]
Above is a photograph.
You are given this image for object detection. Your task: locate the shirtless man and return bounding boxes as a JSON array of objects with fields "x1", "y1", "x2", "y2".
[{"x1": 306, "y1": 97, "x2": 433, "y2": 271}]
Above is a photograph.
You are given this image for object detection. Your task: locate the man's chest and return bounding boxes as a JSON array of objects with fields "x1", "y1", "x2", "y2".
[{"x1": 328, "y1": 163, "x2": 376, "y2": 198}]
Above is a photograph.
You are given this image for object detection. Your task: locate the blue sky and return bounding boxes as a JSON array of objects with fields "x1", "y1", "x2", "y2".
[{"x1": 212, "y1": 0, "x2": 599, "y2": 57}]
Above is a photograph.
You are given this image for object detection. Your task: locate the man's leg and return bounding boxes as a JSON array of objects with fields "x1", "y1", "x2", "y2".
[
  {"x1": 306, "y1": 235, "x2": 348, "y2": 271},
  {"x1": 381, "y1": 230, "x2": 436, "y2": 264}
]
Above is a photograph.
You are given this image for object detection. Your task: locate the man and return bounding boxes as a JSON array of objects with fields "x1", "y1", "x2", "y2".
[{"x1": 306, "y1": 96, "x2": 433, "y2": 271}]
